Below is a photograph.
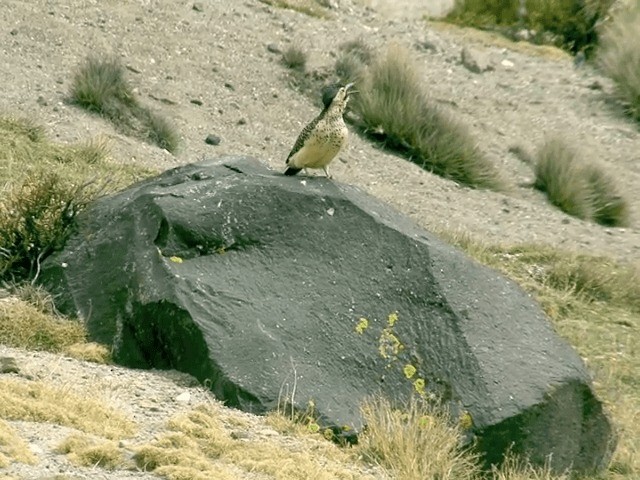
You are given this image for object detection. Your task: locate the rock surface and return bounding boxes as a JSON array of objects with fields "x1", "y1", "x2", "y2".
[{"x1": 42, "y1": 156, "x2": 615, "y2": 473}]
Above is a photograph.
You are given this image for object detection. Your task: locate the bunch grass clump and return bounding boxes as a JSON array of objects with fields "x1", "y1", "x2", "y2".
[
  {"x1": 281, "y1": 46, "x2": 307, "y2": 71},
  {"x1": 358, "y1": 397, "x2": 480, "y2": 480},
  {"x1": 533, "y1": 137, "x2": 629, "y2": 226},
  {"x1": 0, "y1": 419, "x2": 36, "y2": 468},
  {"x1": 56, "y1": 434, "x2": 125, "y2": 470},
  {"x1": 339, "y1": 44, "x2": 504, "y2": 190},
  {"x1": 70, "y1": 56, "x2": 180, "y2": 153},
  {"x1": 134, "y1": 403, "x2": 377, "y2": 480},
  {"x1": 598, "y1": 0, "x2": 640, "y2": 122},
  {"x1": 0, "y1": 378, "x2": 137, "y2": 439}
]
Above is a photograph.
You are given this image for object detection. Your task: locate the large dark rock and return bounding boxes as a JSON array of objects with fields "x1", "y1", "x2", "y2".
[{"x1": 41, "y1": 156, "x2": 615, "y2": 473}]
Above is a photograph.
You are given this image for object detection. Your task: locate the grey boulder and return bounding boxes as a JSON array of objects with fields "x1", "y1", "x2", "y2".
[{"x1": 41, "y1": 156, "x2": 615, "y2": 473}]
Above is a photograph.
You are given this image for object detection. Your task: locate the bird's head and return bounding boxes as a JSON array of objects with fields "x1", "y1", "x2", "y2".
[{"x1": 321, "y1": 82, "x2": 355, "y2": 111}]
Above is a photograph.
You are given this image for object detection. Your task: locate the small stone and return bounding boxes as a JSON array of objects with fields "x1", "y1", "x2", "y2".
[
  {"x1": 175, "y1": 391, "x2": 191, "y2": 403},
  {"x1": 461, "y1": 47, "x2": 493, "y2": 74},
  {"x1": 415, "y1": 38, "x2": 437, "y2": 52},
  {"x1": 501, "y1": 59, "x2": 515, "y2": 69},
  {"x1": 0, "y1": 357, "x2": 19, "y2": 374},
  {"x1": 190, "y1": 99, "x2": 203, "y2": 106},
  {"x1": 205, "y1": 134, "x2": 221, "y2": 146},
  {"x1": 192, "y1": 2, "x2": 204, "y2": 12},
  {"x1": 10, "y1": 29, "x2": 18, "y2": 36},
  {"x1": 267, "y1": 43, "x2": 281, "y2": 54},
  {"x1": 237, "y1": 118, "x2": 247, "y2": 125},
  {"x1": 224, "y1": 82, "x2": 235, "y2": 91}
]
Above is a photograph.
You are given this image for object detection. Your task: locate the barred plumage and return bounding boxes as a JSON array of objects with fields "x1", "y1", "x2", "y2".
[{"x1": 284, "y1": 82, "x2": 354, "y2": 178}]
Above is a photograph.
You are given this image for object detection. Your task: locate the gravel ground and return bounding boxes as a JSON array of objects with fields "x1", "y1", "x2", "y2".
[{"x1": 0, "y1": 0, "x2": 639, "y2": 478}]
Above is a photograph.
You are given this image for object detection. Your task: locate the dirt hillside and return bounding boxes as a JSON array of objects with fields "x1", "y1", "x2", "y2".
[{"x1": 0, "y1": 0, "x2": 639, "y2": 478}]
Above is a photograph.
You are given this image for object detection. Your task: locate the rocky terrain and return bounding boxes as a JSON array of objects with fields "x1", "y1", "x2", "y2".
[{"x1": 0, "y1": 0, "x2": 639, "y2": 478}]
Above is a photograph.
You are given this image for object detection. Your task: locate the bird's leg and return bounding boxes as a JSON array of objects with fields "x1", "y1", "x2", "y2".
[
  {"x1": 323, "y1": 166, "x2": 332, "y2": 179},
  {"x1": 303, "y1": 168, "x2": 310, "y2": 176}
]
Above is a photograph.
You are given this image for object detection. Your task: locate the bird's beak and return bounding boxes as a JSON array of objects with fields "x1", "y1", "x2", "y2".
[{"x1": 345, "y1": 82, "x2": 356, "y2": 96}]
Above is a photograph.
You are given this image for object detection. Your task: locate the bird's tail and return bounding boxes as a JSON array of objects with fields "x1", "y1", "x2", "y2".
[{"x1": 284, "y1": 167, "x2": 302, "y2": 176}]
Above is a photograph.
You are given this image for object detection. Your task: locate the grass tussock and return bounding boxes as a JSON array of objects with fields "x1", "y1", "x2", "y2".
[
  {"x1": 533, "y1": 137, "x2": 629, "y2": 226},
  {"x1": 0, "y1": 284, "x2": 108, "y2": 362},
  {"x1": 598, "y1": 1, "x2": 640, "y2": 122},
  {"x1": 445, "y1": 0, "x2": 615, "y2": 57},
  {"x1": 0, "y1": 419, "x2": 37, "y2": 468},
  {"x1": 70, "y1": 56, "x2": 180, "y2": 153},
  {"x1": 258, "y1": 0, "x2": 332, "y2": 18},
  {"x1": 56, "y1": 434, "x2": 125, "y2": 470},
  {"x1": 282, "y1": 46, "x2": 307, "y2": 71},
  {"x1": 136, "y1": 403, "x2": 382, "y2": 480},
  {"x1": 357, "y1": 397, "x2": 480, "y2": 480},
  {"x1": 338, "y1": 44, "x2": 505, "y2": 190},
  {"x1": 491, "y1": 453, "x2": 570, "y2": 480},
  {"x1": 0, "y1": 296, "x2": 86, "y2": 352},
  {"x1": 0, "y1": 378, "x2": 137, "y2": 440},
  {"x1": 62, "y1": 342, "x2": 112, "y2": 364},
  {"x1": 0, "y1": 115, "x2": 154, "y2": 281}
]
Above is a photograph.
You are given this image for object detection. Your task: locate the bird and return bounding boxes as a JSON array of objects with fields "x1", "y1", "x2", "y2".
[{"x1": 284, "y1": 82, "x2": 354, "y2": 178}]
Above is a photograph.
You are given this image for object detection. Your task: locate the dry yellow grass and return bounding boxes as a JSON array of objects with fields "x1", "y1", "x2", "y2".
[
  {"x1": 0, "y1": 419, "x2": 36, "y2": 468},
  {"x1": 56, "y1": 434, "x2": 125, "y2": 470},
  {"x1": 0, "y1": 378, "x2": 137, "y2": 440},
  {"x1": 62, "y1": 342, "x2": 111, "y2": 364},
  {"x1": 135, "y1": 403, "x2": 380, "y2": 480},
  {"x1": 0, "y1": 296, "x2": 86, "y2": 353},
  {"x1": 491, "y1": 454, "x2": 570, "y2": 480},
  {"x1": 357, "y1": 397, "x2": 480, "y2": 480}
]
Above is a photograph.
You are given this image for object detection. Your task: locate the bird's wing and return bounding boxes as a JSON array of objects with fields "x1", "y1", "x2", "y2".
[{"x1": 286, "y1": 115, "x2": 322, "y2": 163}]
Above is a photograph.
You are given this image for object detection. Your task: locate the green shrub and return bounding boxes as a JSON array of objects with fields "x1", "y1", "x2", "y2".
[
  {"x1": 70, "y1": 56, "x2": 180, "y2": 153},
  {"x1": 0, "y1": 173, "x2": 99, "y2": 279},
  {"x1": 0, "y1": 116, "x2": 154, "y2": 281},
  {"x1": 598, "y1": 0, "x2": 640, "y2": 121},
  {"x1": 69, "y1": 56, "x2": 136, "y2": 113},
  {"x1": 533, "y1": 137, "x2": 592, "y2": 219},
  {"x1": 533, "y1": 137, "x2": 628, "y2": 226},
  {"x1": 446, "y1": 0, "x2": 615, "y2": 57},
  {"x1": 342, "y1": 44, "x2": 504, "y2": 190},
  {"x1": 140, "y1": 108, "x2": 181, "y2": 154}
]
